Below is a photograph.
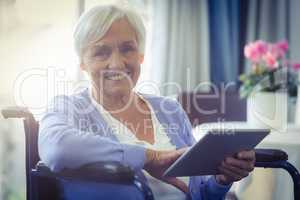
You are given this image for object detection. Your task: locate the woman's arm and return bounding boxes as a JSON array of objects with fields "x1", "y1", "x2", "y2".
[{"x1": 38, "y1": 95, "x2": 146, "y2": 172}]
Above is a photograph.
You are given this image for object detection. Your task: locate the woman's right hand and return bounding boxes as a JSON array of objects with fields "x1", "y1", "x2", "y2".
[{"x1": 143, "y1": 148, "x2": 189, "y2": 194}]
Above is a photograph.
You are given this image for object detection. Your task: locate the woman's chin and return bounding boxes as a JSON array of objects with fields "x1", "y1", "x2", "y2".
[
  {"x1": 105, "y1": 85, "x2": 131, "y2": 96},
  {"x1": 104, "y1": 79, "x2": 134, "y2": 95}
]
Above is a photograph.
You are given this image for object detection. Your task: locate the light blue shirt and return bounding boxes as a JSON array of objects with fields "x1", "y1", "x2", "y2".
[{"x1": 38, "y1": 88, "x2": 231, "y2": 200}]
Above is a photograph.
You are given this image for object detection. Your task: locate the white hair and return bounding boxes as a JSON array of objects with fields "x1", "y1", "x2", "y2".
[{"x1": 73, "y1": 4, "x2": 146, "y2": 61}]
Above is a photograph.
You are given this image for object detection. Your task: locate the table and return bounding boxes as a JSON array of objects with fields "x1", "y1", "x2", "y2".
[{"x1": 192, "y1": 122, "x2": 300, "y2": 200}]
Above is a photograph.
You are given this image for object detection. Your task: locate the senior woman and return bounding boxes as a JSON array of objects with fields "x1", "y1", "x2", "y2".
[{"x1": 39, "y1": 4, "x2": 255, "y2": 200}]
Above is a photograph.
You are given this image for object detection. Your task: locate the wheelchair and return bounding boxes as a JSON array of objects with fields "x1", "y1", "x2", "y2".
[{"x1": 1, "y1": 107, "x2": 300, "y2": 200}]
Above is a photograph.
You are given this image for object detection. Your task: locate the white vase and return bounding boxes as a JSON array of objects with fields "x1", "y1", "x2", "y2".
[{"x1": 247, "y1": 92, "x2": 287, "y2": 131}]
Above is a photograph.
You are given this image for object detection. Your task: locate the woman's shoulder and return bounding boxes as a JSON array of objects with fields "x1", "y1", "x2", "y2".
[
  {"x1": 52, "y1": 88, "x2": 89, "y2": 102},
  {"x1": 48, "y1": 88, "x2": 92, "y2": 112}
]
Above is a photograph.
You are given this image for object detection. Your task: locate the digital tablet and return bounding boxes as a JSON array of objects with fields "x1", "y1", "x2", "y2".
[{"x1": 164, "y1": 129, "x2": 270, "y2": 177}]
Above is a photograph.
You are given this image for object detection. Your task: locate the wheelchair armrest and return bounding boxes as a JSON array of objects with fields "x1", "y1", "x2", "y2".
[
  {"x1": 33, "y1": 161, "x2": 135, "y2": 183},
  {"x1": 1, "y1": 106, "x2": 33, "y2": 119},
  {"x1": 255, "y1": 148, "x2": 288, "y2": 163}
]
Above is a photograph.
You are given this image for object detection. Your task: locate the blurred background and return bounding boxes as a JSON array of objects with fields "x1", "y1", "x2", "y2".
[{"x1": 0, "y1": 0, "x2": 300, "y2": 200}]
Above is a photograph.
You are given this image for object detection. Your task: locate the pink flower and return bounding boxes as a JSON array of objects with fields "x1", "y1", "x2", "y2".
[
  {"x1": 270, "y1": 44, "x2": 284, "y2": 59},
  {"x1": 292, "y1": 63, "x2": 300, "y2": 70},
  {"x1": 244, "y1": 43, "x2": 261, "y2": 63},
  {"x1": 244, "y1": 40, "x2": 291, "y2": 67},
  {"x1": 254, "y1": 40, "x2": 268, "y2": 55},
  {"x1": 276, "y1": 40, "x2": 289, "y2": 53},
  {"x1": 263, "y1": 52, "x2": 278, "y2": 69},
  {"x1": 269, "y1": 40, "x2": 289, "y2": 59}
]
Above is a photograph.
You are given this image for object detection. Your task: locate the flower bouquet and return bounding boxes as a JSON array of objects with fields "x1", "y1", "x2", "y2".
[{"x1": 239, "y1": 40, "x2": 300, "y2": 98}]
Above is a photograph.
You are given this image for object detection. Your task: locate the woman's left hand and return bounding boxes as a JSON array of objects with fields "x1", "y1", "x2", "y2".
[{"x1": 216, "y1": 150, "x2": 256, "y2": 185}]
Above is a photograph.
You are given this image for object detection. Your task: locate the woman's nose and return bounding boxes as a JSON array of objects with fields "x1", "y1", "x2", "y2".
[{"x1": 108, "y1": 51, "x2": 125, "y2": 69}]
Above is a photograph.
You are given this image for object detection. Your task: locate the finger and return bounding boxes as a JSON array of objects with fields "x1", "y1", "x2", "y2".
[
  {"x1": 237, "y1": 150, "x2": 255, "y2": 161},
  {"x1": 225, "y1": 157, "x2": 254, "y2": 172},
  {"x1": 165, "y1": 177, "x2": 189, "y2": 194},
  {"x1": 222, "y1": 161, "x2": 249, "y2": 178},
  {"x1": 165, "y1": 148, "x2": 188, "y2": 163},
  {"x1": 176, "y1": 147, "x2": 189, "y2": 156},
  {"x1": 219, "y1": 166, "x2": 244, "y2": 181}
]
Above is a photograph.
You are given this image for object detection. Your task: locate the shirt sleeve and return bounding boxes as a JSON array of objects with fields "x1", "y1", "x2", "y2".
[
  {"x1": 175, "y1": 101, "x2": 231, "y2": 199},
  {"x1": 38, "y1": 95, "x2": 147, "y2": 172}
]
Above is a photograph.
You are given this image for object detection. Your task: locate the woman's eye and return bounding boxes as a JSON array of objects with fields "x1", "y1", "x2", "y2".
[
  {"x1": 93, "y1": 47, "x2": 111, "y2": 59},
  {"x1": 120, "y1": 46, "x2": 136, "y2": 54},
  {"x1": 95, "y1": 50, "x2": 110, "y2": 57}
]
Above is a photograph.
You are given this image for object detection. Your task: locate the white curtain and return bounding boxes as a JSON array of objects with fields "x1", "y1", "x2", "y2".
[{"x1": 144, "y1": 0, "x2": 210, "y2": 96}]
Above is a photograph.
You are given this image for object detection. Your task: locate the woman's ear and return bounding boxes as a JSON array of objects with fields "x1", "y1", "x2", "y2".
[{"x1": 139, "y1": 54, "x2": 144, "y2": 64}]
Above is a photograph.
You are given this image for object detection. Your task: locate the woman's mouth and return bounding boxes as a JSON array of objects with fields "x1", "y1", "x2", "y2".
[{"x1": 104, "y1": 71, "x2": 131, "y2": 81}]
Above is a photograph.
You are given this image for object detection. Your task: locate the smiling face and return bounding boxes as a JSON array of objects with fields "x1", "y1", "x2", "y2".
[{"x1": 81, "y1": 18, "x2": 144, "y2": 98}]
